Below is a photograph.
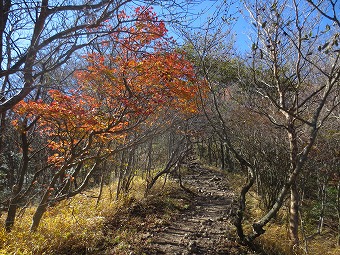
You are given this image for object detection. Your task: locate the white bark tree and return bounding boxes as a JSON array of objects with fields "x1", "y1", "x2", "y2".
[{"x1": 241, "y1": 0, "x2": 339, "y2": 247}]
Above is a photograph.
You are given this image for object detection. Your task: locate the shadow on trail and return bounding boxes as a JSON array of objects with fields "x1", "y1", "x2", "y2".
[{"x1": 142, "y1": 166, "x2": 262, "y2": 255}]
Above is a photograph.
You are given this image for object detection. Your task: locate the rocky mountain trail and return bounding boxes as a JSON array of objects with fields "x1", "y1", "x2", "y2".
[{"x1": 140, "y1": 166, "x2": 261, "y2": 255}]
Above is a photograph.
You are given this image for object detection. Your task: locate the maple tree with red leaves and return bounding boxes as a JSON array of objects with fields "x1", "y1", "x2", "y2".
[
  {"x1": 11, "y1": 7, "x2": 204, "y2": 231},
  {"x1": 15, "y1": 7, "x2": 200, "y2": 167}
]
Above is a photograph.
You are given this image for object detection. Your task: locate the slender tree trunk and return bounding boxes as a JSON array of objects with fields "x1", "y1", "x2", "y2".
[
  {"x1": 336, "y1": 180, "x2": 340, "y2": 246},
  {"x1": 145, "y1": 138, "x2": 187, "y2": 195},
  {"x1": 96, "y1": 170, "x2": 104, "y2": 207},
  {"x1": 299, "y1": 206, "x2": 309, "y2": 255},
  {"x1": 289, "y1": 180, "x2": 299, "y2": 246},
  {"x1": 116, "y1": 150, "x2": 126, "y2": 200},
  {"x1": 235, "y1": 165, "x2": 256, "y2": 242},
  {"x1": 5, "y1": 129, "x2": 29, "y2": 231},
  {"x1": 220, "y1": 140, "x2": 225, "y2": 170},
  {"x1": 122, "y1": 148, "x2": 135, "y2": 194},
  {"x1": 145, "y1": 138, "x2": 153, "y2": 186},
  {"x1": 286, "y1": 121, "x2": 300, "y2": 247},
  {"x1": 31, "y1": 202, "x2": 48, "y2": 232},
  {"x1": 5, "y1": 195, "x2": 18, "y2": 232},
  {"x1": 317, "y1": 182, "x2": 326, "y2": 234},
  {"x1": 168, "y1": 131, "x2": 174, "y2": 160},
  {"x1": 208, "y1": 138, "x2": 212, "y2": 165},
  {"x1": 30, "y1": 173, "x2": 59, "y2": 232},
  {"x1": 214, "y1": 140, "x2": 218, "y2": 167},
  {"x1": 30, "y1": 156, "x2": 87, "y2": 232},
  {"x1": 30, "y1": 159, "x2": 92, "y2": 232},
  {"x1": 0, "y1": 111, "x2": 5, "y2": 153},
  {"x1": 224, "y1": 145, "x2": 234, "y2": 172}
]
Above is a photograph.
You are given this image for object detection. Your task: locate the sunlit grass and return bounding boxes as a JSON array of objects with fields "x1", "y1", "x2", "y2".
[
  {"x1": 227, "y1": 172, "x2": 340, "y2": 255},
  {"x1": 0, "y1": 183, "x2": 117, "y2": 255},
  {"x1": 0, "y1": 175, "x2": 186, "y2": 255}
]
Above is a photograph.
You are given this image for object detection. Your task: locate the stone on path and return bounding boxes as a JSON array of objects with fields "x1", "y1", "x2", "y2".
[{"x1": 143, "y1": 167, "x2": 259, "y2": 255}]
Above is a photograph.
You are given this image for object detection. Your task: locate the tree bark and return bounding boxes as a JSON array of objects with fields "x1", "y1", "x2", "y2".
[
  {"x1": 235, "y1": 165, "x2": 256, "y2": 243},
  {"x1": 289, "y1": 181, "x2": 299, "y2": 246},
  {"x1": 220, "y1": 140, "x2": 225, "y2": 170},
  {"x1": 5, "y1": 129, "x2": 30, "y2": 231},
  {"x1": 30, "y1": 172, "x2": 59, "y2": 232},
  {"x1": 288, "y1": 122, "x2": 300, "y2": 246},
  {"x1": 336, "y1": 180, "x2": 340, "y2": 246}
]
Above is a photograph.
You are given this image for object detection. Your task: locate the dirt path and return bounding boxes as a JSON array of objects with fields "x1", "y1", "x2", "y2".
[{"x1": 143, "y1": 166, "x2": 259, "y2": 255}]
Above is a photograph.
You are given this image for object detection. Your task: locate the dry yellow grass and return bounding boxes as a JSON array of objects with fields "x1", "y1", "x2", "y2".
[
  {"x1": 0, "y1": 176, "x2": 184, "y2": 255},
  {"x1": 227, "y1": 172, "x2": 340, "y2": 255},
  {"x1": 3, "y1": 168, "x2": 339, "y2": 255},
  {"x1": 0, "y1": 183, "x2": 118, "y2": 255}
]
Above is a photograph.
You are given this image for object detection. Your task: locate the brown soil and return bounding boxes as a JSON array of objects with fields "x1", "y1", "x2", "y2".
[{"x1": 140, "y1": 166, "x2": 261, "y2": 255}]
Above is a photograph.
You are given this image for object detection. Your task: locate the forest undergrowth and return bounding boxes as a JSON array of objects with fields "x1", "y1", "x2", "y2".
[
  {"x1": 0, "y1": 177, "x2": 191, "y2": 255},
  {"x1": 225, "y1": 169, "x2": 340, "y2": 255},
  {"x1": 1, "y1": 167, "x2": 340, "y2": 255}
]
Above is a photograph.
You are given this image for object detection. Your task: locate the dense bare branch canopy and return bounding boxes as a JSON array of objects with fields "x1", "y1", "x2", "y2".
[
  {"x1": 1, "y1": 0, "x2": 173, "y2": 113},
  {"x1": 0, "y1": 1, "x2": 129, "y2": 113}
]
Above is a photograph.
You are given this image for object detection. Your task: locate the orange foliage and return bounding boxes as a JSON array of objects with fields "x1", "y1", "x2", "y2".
[{"x1": 13, "y1": 7, "x2": 203, "y2": 164}]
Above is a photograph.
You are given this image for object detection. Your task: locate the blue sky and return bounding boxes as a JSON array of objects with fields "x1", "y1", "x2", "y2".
[
  {"x1": 151, "y1": 0, "x2": 252, "y2": 53},
  {"x1": 133, "y1": 0, "x2": 339, "y2": 55}
]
